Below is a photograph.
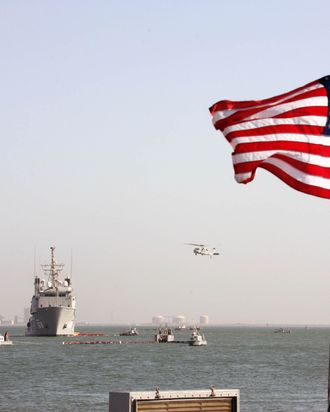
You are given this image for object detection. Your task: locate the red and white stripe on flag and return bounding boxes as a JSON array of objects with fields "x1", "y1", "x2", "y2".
[{"x1": 209, "y1": 76, "x2": 330, "y2": 199}]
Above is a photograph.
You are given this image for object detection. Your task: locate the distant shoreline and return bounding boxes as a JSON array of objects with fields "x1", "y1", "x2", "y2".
[{"x1": 2, "y1": 322, "x2": 329, "y2": 328}]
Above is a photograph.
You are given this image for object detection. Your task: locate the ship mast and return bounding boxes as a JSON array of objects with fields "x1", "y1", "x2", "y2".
[
  {"x1": 50, "y1": 246, "x2": 57, "y2": 283},
  {"x1": 41, "y1": 246, "x2": 64, "y2": 287}
]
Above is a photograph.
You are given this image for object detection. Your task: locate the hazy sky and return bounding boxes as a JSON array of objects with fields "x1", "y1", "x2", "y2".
[{"x1": 1, "y1": 0, "x2": 330, "y2": 325}]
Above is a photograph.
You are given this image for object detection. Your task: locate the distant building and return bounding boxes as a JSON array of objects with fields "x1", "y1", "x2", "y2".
[
  {"x1": 24, "y1": 307, "x2": 30, "y2": 324},
  {"x1": 200, "y1": 315, "x2": 209, "y2": 325},
  {"x1": 14, "y1": 315, "x2": 25, "y2": 325},
  {"x1": 1, "y1": 319, "x2": 14, "y2": 325},
  {"x1": 152, "y1": 315, "x2": 165, "y2": 325}
]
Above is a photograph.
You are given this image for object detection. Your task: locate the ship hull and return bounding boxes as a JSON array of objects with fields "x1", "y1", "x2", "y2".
[{"x1": 26, "y1": 306, "x2": 75, "y2": 336}]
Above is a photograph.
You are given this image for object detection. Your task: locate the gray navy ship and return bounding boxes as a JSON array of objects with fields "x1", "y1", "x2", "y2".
[{"x1": 26, "y1": 246, "x2": 76, "y2": 336}]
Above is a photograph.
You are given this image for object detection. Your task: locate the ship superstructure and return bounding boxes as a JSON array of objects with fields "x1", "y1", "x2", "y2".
[{"x1": 26, "y1": 246, "x2": 76, "y2": 336}]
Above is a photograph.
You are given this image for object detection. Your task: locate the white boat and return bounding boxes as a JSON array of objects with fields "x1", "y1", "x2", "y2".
[
  {"x1": 155, "y1": 326, "x2": 175, "y2": 343},
  {"x1": 26, "y1": 246, "x2": 76, "y2": 336},
  {"x1": 175, "y1": 324, "x2": 186, "y2": 330},
  {"x1": 189, "y1": 330, "x2": 207, "y2": 346},
  {"x1": 120, "y1": 327, "x2": 139, "y2": 336},
  {"x1": 0, "y1": 332, "x2": 13, "y2": 346}
]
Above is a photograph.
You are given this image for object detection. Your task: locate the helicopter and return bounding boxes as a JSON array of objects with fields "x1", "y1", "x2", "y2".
[{"x1": 185, "y1": 243, "x2": 220, "y2": 258}]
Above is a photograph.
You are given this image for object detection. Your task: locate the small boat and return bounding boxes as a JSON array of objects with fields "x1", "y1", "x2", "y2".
[
  {"x1": 189, "y1": 330, "x2": 207, "y2": 346},
  {"x1": 155, "y1": 326, "x2": 174, "y2": 343},
  {"x1": 174, "y1": 324, "x2": 186, "y2": 330},
  {"x1": 189, "y1": 325, "x2": 201, "y2": 331},
  {"x1": 274, "y1": 328, "x2": 291, "y2": 334},
  {"x1": 119, "y1": 327, "x2": 138, "y2": 336},
  {"x1": 0, "y1": 332, "x2": 13, "y2": 346}
]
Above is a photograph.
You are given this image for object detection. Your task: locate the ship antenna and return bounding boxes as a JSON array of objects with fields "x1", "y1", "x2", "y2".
[
  {"x1": 70, "y1": 248, "x2": 73, "y2": 278},
  {"x1": 50, "y1": 246, "x2": 56, "y2": 274},
  {"x1": 49, "y1": 246, "x2": 58, "y2": 285},
  {"x1": 33, "y1": 246, "x2": 36, "y2": 277}
]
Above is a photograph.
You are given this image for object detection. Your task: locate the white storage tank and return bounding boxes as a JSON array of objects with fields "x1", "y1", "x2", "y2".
[
  {"x1": 173, "y1": 315, "x2": 186, "y2": 326},
  {"x1": 152, "y1": 315, "x2": 165, "y2": 325},
  {"x1": 200, "y1": 314, "x2": 209, "y2": 325}
]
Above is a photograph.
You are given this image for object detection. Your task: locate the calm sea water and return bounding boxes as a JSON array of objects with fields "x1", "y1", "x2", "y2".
[{"x1": 0, "y1": 325, "x2": 328, "y2": 411}]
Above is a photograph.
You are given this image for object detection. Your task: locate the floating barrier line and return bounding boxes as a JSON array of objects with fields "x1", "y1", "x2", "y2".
[
  {"x1": 62, "y1": 340, "x2": 191, "y2": 345},
  {"x1": 62, "y1": 340, "x2": 156, "y2": 345}
]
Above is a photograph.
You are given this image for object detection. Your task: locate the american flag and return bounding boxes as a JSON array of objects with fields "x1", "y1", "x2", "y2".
[{"x1": 209, "y1": 76, "x2": 330, "y2": 199}]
